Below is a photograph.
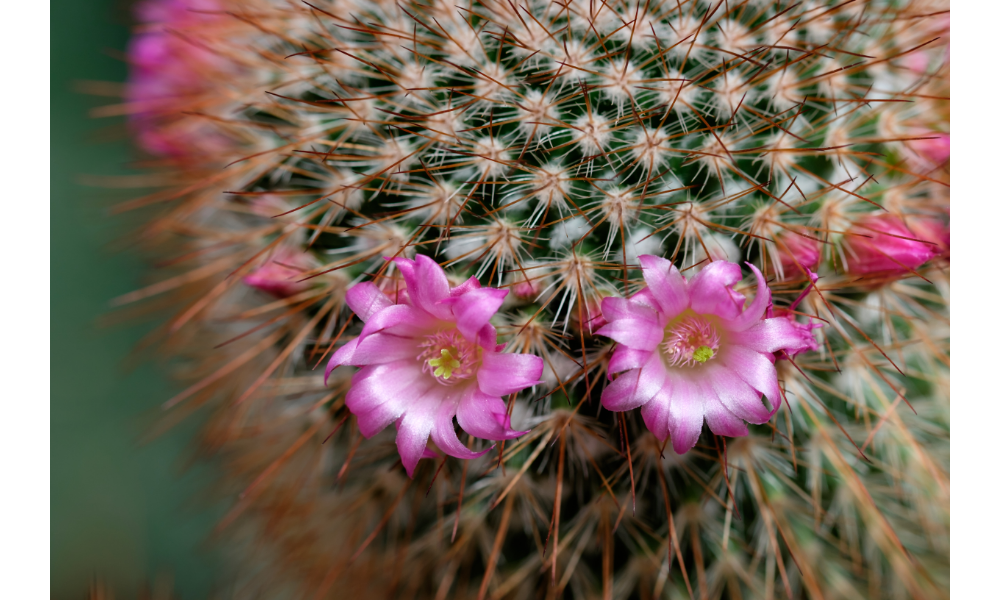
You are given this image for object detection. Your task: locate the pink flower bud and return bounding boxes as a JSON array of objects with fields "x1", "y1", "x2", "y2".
[
  {"x1": 512, "y1": 280, "x2": 541, "y2": 299},
  {"x1": 775, "y1": 231, "x2": 820, "y2": 276},
  {"x1": 243, "y1": 249, "x2": 316, "y2": 298},
  {"x1": 843, "y1": 214, "x2": 941, "y2": 275}
]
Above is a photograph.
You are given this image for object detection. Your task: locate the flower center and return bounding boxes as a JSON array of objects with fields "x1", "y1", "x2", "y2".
[
  {"x1": 662, "y1": 315, "x2": 721, "y2": 368},
  {"x1": 428, "y1": 348, "x2": 461, "y2": 379},
  {"x1": 419, "y1": 329, "x2": 480, "y2": 385}
]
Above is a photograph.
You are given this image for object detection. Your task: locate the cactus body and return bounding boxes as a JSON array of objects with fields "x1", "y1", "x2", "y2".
[{"x1": 115, "y1": 0, "x2": 949, "y2": 598}]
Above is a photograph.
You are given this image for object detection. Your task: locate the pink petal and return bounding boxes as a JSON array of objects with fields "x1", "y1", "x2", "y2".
[
  {"x1": 703, "y1": 397, "x2": 750, "y2": 437},
  {"x1": 630, "y1": 287, "x2": 662, "y2": 312},
  {"x1": 726, "y1": 263, "x2": 770, "y2": 331},
  {"x1": 450, "y1": 276, "x2": 482, "y2": 296},
  {"x1": 666, "y1": 376, "x2": 705, "y2": 454},
  {"x1": 326, "y1": 337, "x2": 360, "y2": 383},
  {"x1": 456, "y1": 387, "x2": 527, "y2": 440},
  {"x1": 432, "y1": 415, "x2": 493, "y2": 460},
  {"x1": 395, "y1": 382, "x2": 465, "y2": 477},
  {"x1": 356, "y1": 399, "x2": 407, "y2": 439},
  {"x1": 705, "y1": 364, "x2": 772, "y2": 424},
  {"x1": 601, "y1": 295, "x2": 662, "y2": 325},
  {"x1": 601, "y1": 354, "x2": 667, "y2": 411},
  {"x1": 638, "y1": 254, "x2": 690, "y2": 320},
  {"x1": 687, "y1": 261, "x2": 745, "y2": 320},
  {"x1": 345, "y1": 282, "x2": 393, "y2": 322},
  {"x1": 640, "y1": 378, "x2": 672, "y2": 440},
  {"x1": 595, "y1": 319, "x2": 664, "y2": 351},
  {"x1": 358, "y1": 304, "x2": 431, "y2": 344},
  {"x1": 396, "y1": 410, "x2": 435, "y2": 478},
  {"x1": 478, "y1": 322, "x2": 499, "y2": 350},
  {"x1": 719, "y1": 346, "x2": 782, "y2": 417},
  {"x1": 728, "y1": 318, "x2": 805, "y2": 353},
  {"x1": 478, "y1": 351, "x2": 544, "y2": 396},
  {"x1": 345, "y1": 361, "x2": 427, "y2": 416},
  {"x1": 393, "y1": 255, "x2": 452, "y2": 320},
  {"x1": 449, "y1": 287, "x2": 507, "y2": 342},
  {"x1": 336, "y1": 333, "x2": 419, "y2": 367},
  {"x1": 607, "y1": 346, "x2": 653, "y2": 376}
]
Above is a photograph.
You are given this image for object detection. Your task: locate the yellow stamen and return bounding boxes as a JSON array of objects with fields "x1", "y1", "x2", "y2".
[
  {"x1": 428, "y1": 348, "x2": 461, "y2": 379},
  {"x1": 693, "y1": 346, "x2": 714, "y2": 363}
]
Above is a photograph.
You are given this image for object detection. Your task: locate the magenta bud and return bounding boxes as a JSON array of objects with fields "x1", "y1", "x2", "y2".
[{"x1": 844, "y1": 214, "x2": 941, "y2": 275}]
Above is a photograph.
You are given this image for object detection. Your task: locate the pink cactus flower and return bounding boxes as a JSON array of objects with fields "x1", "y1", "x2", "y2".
[
  {"x1": 844, "y1": 214, "x2": 941, "y2": 275},
  {"x1": 243, "y1": 248, "x2": 316, "y2": 298},
  {"x1": 596, "y1": 256, "x2": 808, "y2": 454},
  {"x1": 774, "y1": 231, "x2": 820, "y2": 276},
  {"x1": 326, "y1": 255, "x2": 544, "y2": 477}
]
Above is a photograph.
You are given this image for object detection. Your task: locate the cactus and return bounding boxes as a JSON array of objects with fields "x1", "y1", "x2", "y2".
[{"x1": 112, "y1": 0, "x2": 949, "y2": 598}]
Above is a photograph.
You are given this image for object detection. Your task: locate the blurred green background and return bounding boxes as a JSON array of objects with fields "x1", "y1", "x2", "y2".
[{"x1": 52, "y1": 1, "x2": 220, "y2": 597}]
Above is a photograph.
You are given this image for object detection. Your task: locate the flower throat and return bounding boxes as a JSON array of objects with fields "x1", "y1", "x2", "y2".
[{"x1": 662, "y1": 315, "x2": 720, "y2": 367}]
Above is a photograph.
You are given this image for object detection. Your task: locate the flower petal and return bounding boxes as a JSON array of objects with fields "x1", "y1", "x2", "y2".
[
  {"x1": 478, "y1": 351, "x2": 544, "y2": 397},
  {"x1": 601, "y1": 354, "x2": 667, "y2": 411},
  {"x1": 666, "y1": 375, "x2": 705, "y2": 454},
  {"x1": 687, "y1": 261, "x2": 745, "y2": 320},
  {"x1": 450, "y1": 276, "x2": 481, "y2": 297},
  {"x1": 720, "y1": 345, "x2": 782, "y2": 417},
  {"x1": 704, "y1": 398, "x2": 750, "y2": 438},
  {"x1": 456, "y1": 387, "x2": 527, "y2": 440},
  {"x1": 727, "y1": 263, "x2": 771, "y2": 332},
  {"x1": 728, "y1": 318, "x2": 806, "y2": 353},
  {"x1": 326, "y1": 337, "x2": 360, "y2": 383},
  {"x1": 345, "y1": 282, "x2": 393, "y2": 322},
  {"x1": 705, "y1": 363, "x2": 772, "y2": 424},
  {"x1": 640, "y1": 378, "x2": 672, "y2": 440},
  {"x1": 601, "y1": 295, "x2": 662, "y2": 325},
  {"x1": 595, "y1": 318, "x2": 664, "y2": 351},
  {"x1": 344, "y1": 333, "x2": 420, "y2": 366},
  {"x1": 450, "y1": 287, "x2": 508, "y2": 342},
  {"x1": 394, "y1": 255, "x2": 452, "y2": 319},
  {"x1": 357, "y1": 399, "x2": 407, "y2": 439},
  {"x1": 607, "y1": 346, "x2": 653, "y2": 376},
  {"x1": 345, "y1": 360, "x2": 437, "y2": 437},
  {"x1": 432, "y1": 415, "x2": 493, "y2": 460},
  {"x1": 478, "y1": 322, "x2": 499, "y2": 350},
  {"x1": 639, "y1": 254, "x2": 689, "y2": 319},
  {"x1": 358, "y1": 304, "x2": 431, "y2": 343},
  {"x1": 396, "y1": 409, "x2": 435, "y2": 478}
]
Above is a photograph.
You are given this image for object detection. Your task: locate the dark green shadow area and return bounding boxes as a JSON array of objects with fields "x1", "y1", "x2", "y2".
[{"x1": 52, "y1": 1, "x2": 221, "y2": 597}]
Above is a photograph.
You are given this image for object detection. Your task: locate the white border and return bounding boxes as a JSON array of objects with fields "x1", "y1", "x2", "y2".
[
  {"x1": 17, "y1": 1, "x2": 980, "y2": 597},
  {"x1": 952, "y1": 1, "x2": 996, "y2": 598},
  {"x1": 3, "y1": 1, "x2": 51, "y2": 598}
]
